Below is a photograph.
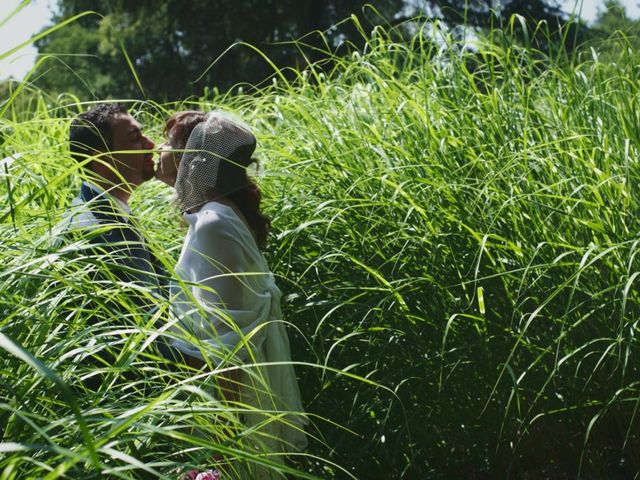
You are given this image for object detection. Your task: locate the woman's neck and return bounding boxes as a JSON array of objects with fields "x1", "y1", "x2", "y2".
[
  {"x1": 215, "y1": 197, "x2": 256, "y2": 240},
  {"x1": 216, "y1": 197, "x2": 243, "y2": 221}
]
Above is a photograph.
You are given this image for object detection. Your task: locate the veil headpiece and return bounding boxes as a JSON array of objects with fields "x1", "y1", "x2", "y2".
[{"x1": 175, "y1": 111, "x2": 256, "y2": 213}]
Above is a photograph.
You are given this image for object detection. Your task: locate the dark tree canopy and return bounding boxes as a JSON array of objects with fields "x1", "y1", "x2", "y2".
[
  {"x1": 33, "y1": 0, "x2": 572, "y2": 101},
  {"x1": 431, "y1": 0, "x2": 565, "y2": 28},
  {"x1": 34, "y1": 0, "x2": 406, "y2": 101}
]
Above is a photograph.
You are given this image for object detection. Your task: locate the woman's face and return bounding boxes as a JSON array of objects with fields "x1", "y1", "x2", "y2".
[{"x1": 155, "y1": 137, "x2": 181, "y2": 187}]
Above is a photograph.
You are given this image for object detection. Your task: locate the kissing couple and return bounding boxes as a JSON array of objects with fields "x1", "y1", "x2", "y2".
[{"x1": 57, "y1": 103, "x2": 308, "y2": 478}]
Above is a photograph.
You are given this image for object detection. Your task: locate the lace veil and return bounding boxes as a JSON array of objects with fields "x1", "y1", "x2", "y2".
[{"x1": 175, "y1": 111, "x2": 256, "y2": 213}]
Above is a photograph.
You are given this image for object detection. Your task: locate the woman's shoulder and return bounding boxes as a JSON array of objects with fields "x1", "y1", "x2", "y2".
[
  {"x1": 189, "y1": 201, "x2": 245, "y2": 237},
  {"x1": 197, "y1": 201, "x2": 231, "y2": 220}
]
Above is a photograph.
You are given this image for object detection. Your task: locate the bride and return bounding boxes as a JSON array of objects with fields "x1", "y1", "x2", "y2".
[{"x1": 156, "y1": 110, "x2": 308, "y2": 474}]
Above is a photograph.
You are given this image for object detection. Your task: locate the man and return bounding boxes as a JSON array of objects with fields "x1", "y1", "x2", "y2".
[
  {"x1": 57, "y1": 102, "x2": 165, "y2": 299},
  {"x1": 53, "y1": 103, "x2": 172, "y2": 389}
]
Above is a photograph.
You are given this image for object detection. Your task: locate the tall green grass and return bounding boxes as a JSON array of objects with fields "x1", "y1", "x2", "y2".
[{"x1": 2, "y1": 13, "x2": 640, "y2": 479}]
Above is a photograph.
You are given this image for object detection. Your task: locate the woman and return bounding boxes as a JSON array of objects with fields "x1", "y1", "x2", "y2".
[{"x1": 156, "y1": 110, "x2": 308, "y2": 468}]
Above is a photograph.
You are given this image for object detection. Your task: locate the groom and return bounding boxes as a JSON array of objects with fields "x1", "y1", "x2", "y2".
[{"x1": 57, "y1": 103, "x2": 165, "y2": 304}]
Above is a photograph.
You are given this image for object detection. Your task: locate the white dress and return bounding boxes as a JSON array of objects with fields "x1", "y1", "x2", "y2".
[{"x1": 169, "y1": 201, "x2": 308, "y2": 457}]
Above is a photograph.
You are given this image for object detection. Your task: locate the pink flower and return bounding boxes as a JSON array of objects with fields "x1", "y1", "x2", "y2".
[
  {"x1": 195, "y1": 470, "x2": 221, "y2": 480},
  {"x1": 181, "y1": 469, "x2": 220, "y2": 480}
]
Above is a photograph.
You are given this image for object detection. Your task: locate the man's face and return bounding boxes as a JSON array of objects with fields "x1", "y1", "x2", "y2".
[{"x1": 108, "y1": 113, "x2": 155, "y2": 187}]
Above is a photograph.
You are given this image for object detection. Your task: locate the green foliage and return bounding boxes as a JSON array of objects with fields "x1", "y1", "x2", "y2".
[
  {"x1": 426, "y1": 0, "x2": 567, "y2": 31},
  {"x1": 594, "y1": 0, "x2": 640, "y2": 35},
  {"x1": 584, "y1": 0, "x2": 640, "y2": 63},
  {"x1": 30, "y1": 0, "x2": 579, "y2": 102},
  {"x1": 2, "y1": 13, "x2": 640, "y2": 479},
  {"x1": 33, "y1": 0, "x2": 406, "y2": 101}
]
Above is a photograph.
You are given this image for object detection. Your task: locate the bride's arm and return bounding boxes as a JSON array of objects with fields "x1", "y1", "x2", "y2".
[{"x1": 175, "y1": 213, "x2": 269, "y2": 363}]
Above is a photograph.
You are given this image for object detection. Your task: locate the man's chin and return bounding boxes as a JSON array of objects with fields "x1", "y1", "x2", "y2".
[
  {"x1": 142, "y1": 168, "x2": 156, "y2": 182},
  {"x1": 142, "y1": 157, "x2": 156, "y2": 182}
]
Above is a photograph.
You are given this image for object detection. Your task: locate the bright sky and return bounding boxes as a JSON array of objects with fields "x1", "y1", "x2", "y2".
[
  {"x1": 0, "y1": 0, "x2": 58, "y2": 80},
  {"x1": 565, "y1": 0, "x2": 640, "y2": 20},
  {"x1": 1, "y1": 0, "x2": 639, "y2": 80}
]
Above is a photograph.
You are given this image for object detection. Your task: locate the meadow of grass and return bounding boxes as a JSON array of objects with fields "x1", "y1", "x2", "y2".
[{"x1": 1, "y1": 14, "x2": 640, "y2": 479}]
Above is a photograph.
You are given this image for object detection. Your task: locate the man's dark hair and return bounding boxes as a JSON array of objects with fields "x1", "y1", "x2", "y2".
[{"x1": 69, "y1": 103, "x2": 128, "y2": 165}]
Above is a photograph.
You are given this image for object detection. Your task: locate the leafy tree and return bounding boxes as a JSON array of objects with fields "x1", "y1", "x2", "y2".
[
  {"x1": 410, "y1": 0, "x2": 585, "y2": 52},
  {"x1": 33, "y1": 0, "x2": 405, "y2": 101},
  {"x1": 33, "y1": 0, "x2": 579, "y2": 101},
  {"x1": 592, "y1": 0, "x2": 640, "y2": 39},
  {"x1": 593, "y1": 0, "x2": 639, "y2": 33},
  {"x1": 582, "y1": 0, "x2": 640, "y2": 61},
  {"x1": 428, "y1": 0, "x2": 566, "y2": 28}
]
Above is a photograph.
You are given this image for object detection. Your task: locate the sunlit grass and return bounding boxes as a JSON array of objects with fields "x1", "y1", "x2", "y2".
[{"x1": 1, "y1": 12, "x2": 640, "y2": 479}]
